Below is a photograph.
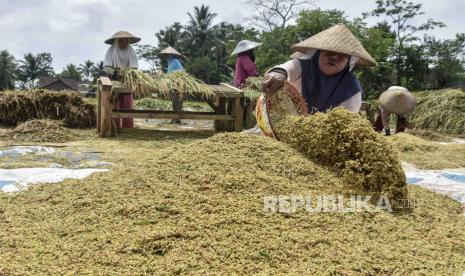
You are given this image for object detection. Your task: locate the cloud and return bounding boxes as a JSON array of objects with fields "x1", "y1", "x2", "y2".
[{"x1": 0, "y1": 0, "x2": 462, "y2": 71}]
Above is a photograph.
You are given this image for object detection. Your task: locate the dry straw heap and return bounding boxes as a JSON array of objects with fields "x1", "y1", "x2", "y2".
[
  {"x1": 409, "y1": 89, "x2": 465, "y2": 135},
  {"x1": 120, "y1": 68, "x2": 213, "y2": 99},
  {"x1": 0, "y1": 89, "x2": 95, "y2": 128}
]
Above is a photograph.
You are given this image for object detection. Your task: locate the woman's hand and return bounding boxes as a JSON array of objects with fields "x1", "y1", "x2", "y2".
[{"x1": 262, "y1": 72, "x2": 286, "y2": 96}]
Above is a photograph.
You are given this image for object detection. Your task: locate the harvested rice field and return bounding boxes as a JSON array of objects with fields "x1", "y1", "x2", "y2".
[{"x1": 0, "y1": 111, "x2": 465, "y2": 274}]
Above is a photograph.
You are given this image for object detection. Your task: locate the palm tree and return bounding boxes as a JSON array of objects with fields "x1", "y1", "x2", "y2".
[
  {"x1": 0, "y1": 50, "x2": 16, "y2": 90},
  {"x1": 156, "y1": 22, "x2": 185, "y2": 49},
  {"x1": 90, "y1": 61, "x2": 105, "y2": 83},
  {"x1": 17, "y1": 52, "x2": 54, "y2": 88},
  {"x1": 186, "y1": 5, "x2": 218, "y2": 57},
  {"x1": 78, "y1": 60, "x2": 94, "y2": 81},
  {"x1": 60, "y1": 64, "x2": 82, "y2": 81}
]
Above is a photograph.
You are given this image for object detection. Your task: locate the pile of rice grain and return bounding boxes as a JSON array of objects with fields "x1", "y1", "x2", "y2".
[
  {"x1": 0, "y1": 133, "x2": 464, "y2": 274},
  {"x1": 272, "y1": 108, "x2": 408, "y2": 210},
  {"x1": 0, "y1": 89, "x2": 95, "y2": 128},
  {"x1": 10, "y1": 119, "x2": 74, "y2": 143}
]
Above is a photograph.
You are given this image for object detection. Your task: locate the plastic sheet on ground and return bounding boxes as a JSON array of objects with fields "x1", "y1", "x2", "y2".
[
  {"x1": 0, "y1": 146, "x2": 110, "y2": 193},
  {"x1": 403, "y1": 163, "x2": 465, "y2": 210}
]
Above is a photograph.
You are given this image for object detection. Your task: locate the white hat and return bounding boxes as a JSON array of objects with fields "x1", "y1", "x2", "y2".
[
  {"x1": 231, "y1": 40, "x2": 262, "y2": 55},
  {"x1": 292, "y1": 24, "x2": 377, "y2": 67},
  {"x1": 379, "y1": 86, "x2": 416, "y2": 115},
  {"x1": 105, "y1": 31, "x2": 141, "y2": 45}
]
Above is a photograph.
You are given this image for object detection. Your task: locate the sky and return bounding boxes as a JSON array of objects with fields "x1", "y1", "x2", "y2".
[{"x1": 1, "y1": 0, "x2": 463, "y2": 71}]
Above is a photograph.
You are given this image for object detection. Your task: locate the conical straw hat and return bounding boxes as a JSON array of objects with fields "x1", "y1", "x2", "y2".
[
  {"x1": 158, "y1": 46, "x2": 184, "y2": 58},
  {"x1": 291, "y1": 24, "x2": 377, "y2": 67},
  {"x1": 105, "y1": 31, "x2": 141, "y2": 45},
  {"x1": 379, "y1": 86, "x2": 416, "y2": 115},
  {"x1": 231, "y1": 40, "x2": 262, "y2": 55}
]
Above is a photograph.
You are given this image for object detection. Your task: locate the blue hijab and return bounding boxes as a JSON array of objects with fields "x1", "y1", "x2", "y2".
[
  {"x1": 167, "y1": 55, "x2": 184, "y2": 73},
  {"x1": 300, "y1": 51, "x2": 362, "y2": 114}
]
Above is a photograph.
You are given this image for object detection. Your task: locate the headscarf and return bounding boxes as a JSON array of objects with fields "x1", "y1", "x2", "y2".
[
  {"x1": 103, "y1": 39, "x2": 139, "y2": 69},
  {"x1": 167, "y1": 55, "x2": 184, "y2": 73},
  {"x1": 299, "y1": 50, "x2": 362, "y2": 114}
]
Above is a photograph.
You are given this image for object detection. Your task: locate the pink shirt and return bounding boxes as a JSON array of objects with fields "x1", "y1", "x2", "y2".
[{"x1": 234, "y1": 54, "x2": 259, "y2": 88}]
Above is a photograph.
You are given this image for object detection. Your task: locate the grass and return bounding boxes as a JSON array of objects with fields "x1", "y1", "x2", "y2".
[{"x1": 0, "y1": 130, "x2": 464, "y2": 274}]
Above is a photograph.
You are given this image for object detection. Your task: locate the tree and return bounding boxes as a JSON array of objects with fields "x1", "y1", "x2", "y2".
[
  {"x1": 17, "y1": 52, "x2": 54, "y2": 88},
  {"x1": 90, "y1": 61, "x2": 105, "y2": 83},
  {"x1": 364, "y1": 0, "x2": 446, "y2": 85},
  {"x1": 255, "y1": 26, "x2": 299, "y2": 72},
  {"x1": 247, "y1": 0, "x2": 314, "y2": 31},
  {"x1": 425, "y1": 34, "x2": 465, "y2": 89},
  {"x1": 211, "y1": 23, "x2": 260, "y2": 80},
  {"x1": 0, "y1": 50, "x2": 16, "y2": 90},
  {"x1": 78, "y1": 60, "x2": 94, "y2": 81},
  {"x1": 295, "y1": 9, "x2": 350, "y2": 40},
  {"x1": 140, "y1": 22, "x2": 188, "y2": 72},
  {"x1": 186, "y1": 5, "x2": 218, "y2": 57},
  {"x1": 356, "y1": 22, "x2": 397, "y2": 98},
  {"x1": 156, "y1": 22, "x2": 186, "y2": 50},
  {"x1": 60, "y1": 64, "x2": 82, "y2": 81},
  {"x1": 186, "y1": 56, "x2": 220, "y2": 84}
]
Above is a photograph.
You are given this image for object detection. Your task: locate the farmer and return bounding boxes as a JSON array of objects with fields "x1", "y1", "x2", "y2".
[
  {"x1": 262, "y1": 24, "x2": 377, "y2": 114},
  {"x1": 103, "y1": 31, "x2": 140, "y2": 129},
  {"x1": 374, "y1": 86, "x2": 416, "y2": 136},
  {"x1": 158, "y1": 46, "x2": 185, "y2": 124},
  {"x1": 232, "y1": 40, "x2": 262, "y2": 88}
]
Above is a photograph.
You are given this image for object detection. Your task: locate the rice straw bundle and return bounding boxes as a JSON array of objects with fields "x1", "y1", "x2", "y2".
[
  {"x1": 241, "y1": 77, "x2": 263, "y2": 101},
  {"x1": 409, "y1": 89, "x2": 465, "y2": 135},
  {"x1": 120, "y1": 68, "x2": 213, "y2": 99},
  {"x1": 120, "y1": 68, "x2": 161, "y2": 98},
  {"x1": 0, "y1": 89, "x2": 95, "y2": 128},
  {"x1": 156, "y1": 71, "x2": 213, "y2": 98}
]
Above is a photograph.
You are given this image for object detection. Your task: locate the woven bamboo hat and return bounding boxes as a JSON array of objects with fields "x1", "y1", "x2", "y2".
[
  {"x1": 291, "y1": 24, "x2": 377, "y2": 67},
  {"x1": 231, "y1": 40, "x2": 262, "y2": 55},
  {"x1": 158, "y1": 46, "x2": 184, "y2": 58},
  {"x1": 379, "y1": 86, "x2": 416, "y2": 115},
  {"x1": 105, "y1": 31, "x2": 141, "y2": 45}
]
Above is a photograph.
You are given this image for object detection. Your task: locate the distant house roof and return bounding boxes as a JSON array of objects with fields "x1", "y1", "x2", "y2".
[{"x1": 38, "y1": 77, "x2": 90, "y2": 92}]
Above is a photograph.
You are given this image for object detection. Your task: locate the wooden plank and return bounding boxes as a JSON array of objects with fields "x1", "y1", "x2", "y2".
[
  {"x1": 96, "y1": 83, "x2": 101, "y2": 132},
  {"x1": 100, "y1": 87, "x2": 113, "y2": 137},
  {"x1": 234, "y1": 96, "x2": 244, "y2": 132},
  {"x1": 112, "y1": 110, "x2": 234, "y2": 121},
  {"x1": 210, "y1": 84, "x2": 244, "y2": 98},
  {"x1": 206, "y1": 99, "x2": 218, "y2": 112},
  {"x1": 100, "y1": 77, "x2": 112, "y2": 87}
]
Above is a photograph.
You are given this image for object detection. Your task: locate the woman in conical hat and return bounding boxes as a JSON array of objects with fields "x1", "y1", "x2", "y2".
[
  {"x1": 103, "y1": 31, "x2": 140, "y2": 129},
  {"x1": 158, "y1": 46, "x2": 185, "y2": 124},
  {"x1": 373, "y1": 86, "x2": 416, "y2": 136},
  {"x1": 232, "y1": 40, "x2": 262, "y2": 88},
  {"x1": 262, "y1": 24, "x2": 376, "y2": 114}
]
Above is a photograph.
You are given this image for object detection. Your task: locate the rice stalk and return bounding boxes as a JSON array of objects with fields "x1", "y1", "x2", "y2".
[
  {"x1": 120, "y1": 68, "x2": 213, "y2": 99},
  {"x1": 0, "y1": 89, "x2": 95, "y2": 128},
  {"x1": 409, "y1": 89, "x2": 465, "y2": 135},
  {"x1": 241, "y1": 76, "x2": 263, "y2": 101}
]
